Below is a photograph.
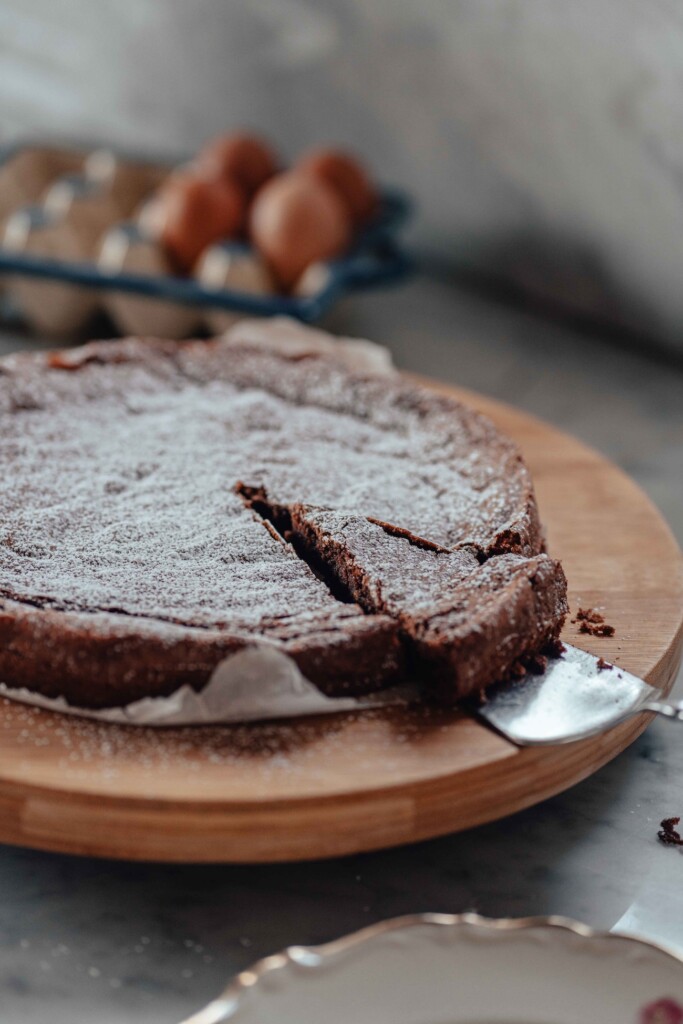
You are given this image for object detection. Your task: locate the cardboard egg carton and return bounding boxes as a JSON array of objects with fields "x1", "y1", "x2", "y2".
[{"x1": 0, "y1": 143, "x2": 412, "y2": 338}]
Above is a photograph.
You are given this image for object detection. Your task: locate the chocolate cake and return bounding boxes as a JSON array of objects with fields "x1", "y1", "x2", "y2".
[{"x1": 0, "y1": 320, "x2": 567, "y2": 708}]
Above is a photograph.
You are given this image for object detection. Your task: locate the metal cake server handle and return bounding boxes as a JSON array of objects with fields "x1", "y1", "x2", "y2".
[
  {"x1": 639, "y1": 698, "x2": 683, "y2": 721},
  {"x1": 477, "y1": 643, "x2": 679, "y2": 746}
]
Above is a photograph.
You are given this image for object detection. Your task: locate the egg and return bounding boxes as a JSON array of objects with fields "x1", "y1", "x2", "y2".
[
  {"x1": 196, "y1": 134, "x2": 278, "y2": 196},
  {"x1": 196, "y1": 243, "x2": 274, "y2": 334},
  {"x1": 84, "y1": 148, "x2": 164, "y2": 209},
  {"x1": 293, "y1": 260, "x2": 333, "y2": 298},
  {"x1": 249, "y1": 171, "x2": 352, "y2": 289},
  {"x1": 98, "y1": 223, "x2": 203, "y2": 338},
  {"x1": 43, "y1": 175, "x2": 132, "y2": 248},
  {"x1": 296, "y1": 147, "x2": 377, "y2": 224},
  {"x1": 0, "y1": 146, "x2": 82, "y2": 224},
  {"x1": 158, "y1": 174, "x2": 246, "y2": 273},
  {"x1": 2, "y1": 209, "x2": 98, "y2": 336},
  {"x1": 135, "y1": 194, "x2": 166, "y2": 237}
]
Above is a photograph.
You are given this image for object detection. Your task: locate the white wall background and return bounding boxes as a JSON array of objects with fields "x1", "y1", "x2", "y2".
[{"x1": 3, "y1": 0, "x2": 683, "y2": 350}]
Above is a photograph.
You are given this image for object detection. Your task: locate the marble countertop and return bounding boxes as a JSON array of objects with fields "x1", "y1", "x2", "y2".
[{"x1": 0, "y1": 273, "x2": 682, "y2": 1023}]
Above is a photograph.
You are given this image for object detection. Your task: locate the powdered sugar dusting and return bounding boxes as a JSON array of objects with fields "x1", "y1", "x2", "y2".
[
  {"x1": 0, "y1": 695, "x2": 461, "y2": 790},
  {"x1": 0, "y1": 336, "x2": 535, "y2": 630}
]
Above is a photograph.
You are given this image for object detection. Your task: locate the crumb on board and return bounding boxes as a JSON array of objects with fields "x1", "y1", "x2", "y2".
[
  {"x1": 571, "y1": 606, "x2": 616, "y2": 638},
  {"x1": 596, "y1": 657, "x2": 613, "y2": 671}
]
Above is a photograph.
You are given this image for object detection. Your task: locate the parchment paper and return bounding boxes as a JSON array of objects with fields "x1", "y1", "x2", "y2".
[{"x1": 0, "y1": 643, "x2": 416, "y2": 727}]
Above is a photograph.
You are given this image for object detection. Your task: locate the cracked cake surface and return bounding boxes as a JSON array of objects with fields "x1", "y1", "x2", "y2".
[{"x1": 0, "y1": 321, "x2": 567, "y2": 708}]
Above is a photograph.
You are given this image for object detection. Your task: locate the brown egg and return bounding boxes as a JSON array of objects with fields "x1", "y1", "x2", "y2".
[
  {"x1": 296, "y1": 147, "x2": 377, "y2": 224},
  {"x1": 249, "y1": 171, "x2": 352, "y2": 289},
  {"x1": 99, "y1": 224, "x2": 203, "y2": 338},
  {"x1": 159, "y1": 174, "x2": 246, "y2": 273},
  {"x1": 196, "y1": 134, "x2": 278, "y2": 196}
]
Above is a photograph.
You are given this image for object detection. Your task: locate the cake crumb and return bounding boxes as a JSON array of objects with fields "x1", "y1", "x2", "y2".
[
  {"x1": 544, "y1": 638, "x2": 566, "y2": 659},
  {"x1": 526, "y1": 652, "x2": 548, "y2": 675},
  {"x1": 596, "y1": 657, "x2": 612, "y2": 671},
  {"x1": 573, "y1": 607, "x2": 603, "y2": 624},
  {"x1": 572, "y1": 607, "x2": 616, "y2": 637},
  {"x1": 580, "y1": 621, "x2": 615, "y2": 637},
  {"x1": 658, "y1": 817, "x2": 683, "y2": 847},
  {"x1": 507, "y1": 658, "x2": 527, "y2": 680}
]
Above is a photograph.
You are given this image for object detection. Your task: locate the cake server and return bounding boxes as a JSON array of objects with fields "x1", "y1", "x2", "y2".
[{"x1": 477, "y1": 643, "x2": 681, "y2": 745}]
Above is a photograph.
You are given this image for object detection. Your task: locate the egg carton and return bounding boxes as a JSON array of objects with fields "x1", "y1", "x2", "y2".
[{"x1": 0, "y1": 142, "x2": 412, "y2": 338}]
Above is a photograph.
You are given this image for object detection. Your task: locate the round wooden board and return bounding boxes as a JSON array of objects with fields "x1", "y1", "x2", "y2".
[{"x1": 0, "y1": 378, "x2": 681, "y2": 863}]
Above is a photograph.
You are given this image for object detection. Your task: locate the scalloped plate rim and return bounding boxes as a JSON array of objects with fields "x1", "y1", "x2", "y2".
[{"x1": 181, "y1": 913, "x2": 683, "y2": 1024}]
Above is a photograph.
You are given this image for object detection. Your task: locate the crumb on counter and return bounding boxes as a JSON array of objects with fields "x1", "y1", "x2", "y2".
[{"x1": 658, "y1": 817, "x2": 683, "y2": 847}]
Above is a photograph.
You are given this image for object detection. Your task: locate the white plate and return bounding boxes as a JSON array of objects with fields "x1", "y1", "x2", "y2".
[{"x1": 182, "y1": 914, "x2": 683, "y2": 1024}]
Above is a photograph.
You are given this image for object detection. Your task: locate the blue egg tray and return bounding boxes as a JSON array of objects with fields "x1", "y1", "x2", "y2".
[{"x1": 0, "y1": 142, "x2": 414, "y2": 327}]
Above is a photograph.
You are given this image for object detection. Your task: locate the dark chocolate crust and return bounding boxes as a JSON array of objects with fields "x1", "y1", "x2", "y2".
[{"x1": 0, "y1": 329, "x2": 566, "y2": 708}]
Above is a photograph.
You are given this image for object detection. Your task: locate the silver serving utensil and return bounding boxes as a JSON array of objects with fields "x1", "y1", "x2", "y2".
[{"x1": 477, "y1": 643, "x2": 682, "y2": 745}]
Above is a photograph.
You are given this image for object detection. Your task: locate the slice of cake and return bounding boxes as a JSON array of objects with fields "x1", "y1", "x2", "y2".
[{"x1": 287, "y1": 506, "x2": 566, "y2": 700}]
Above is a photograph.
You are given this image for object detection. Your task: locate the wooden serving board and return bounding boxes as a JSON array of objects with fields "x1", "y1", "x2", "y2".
[{"x1": 0, "y1": 379, "x2": 681, "y2": 863}]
